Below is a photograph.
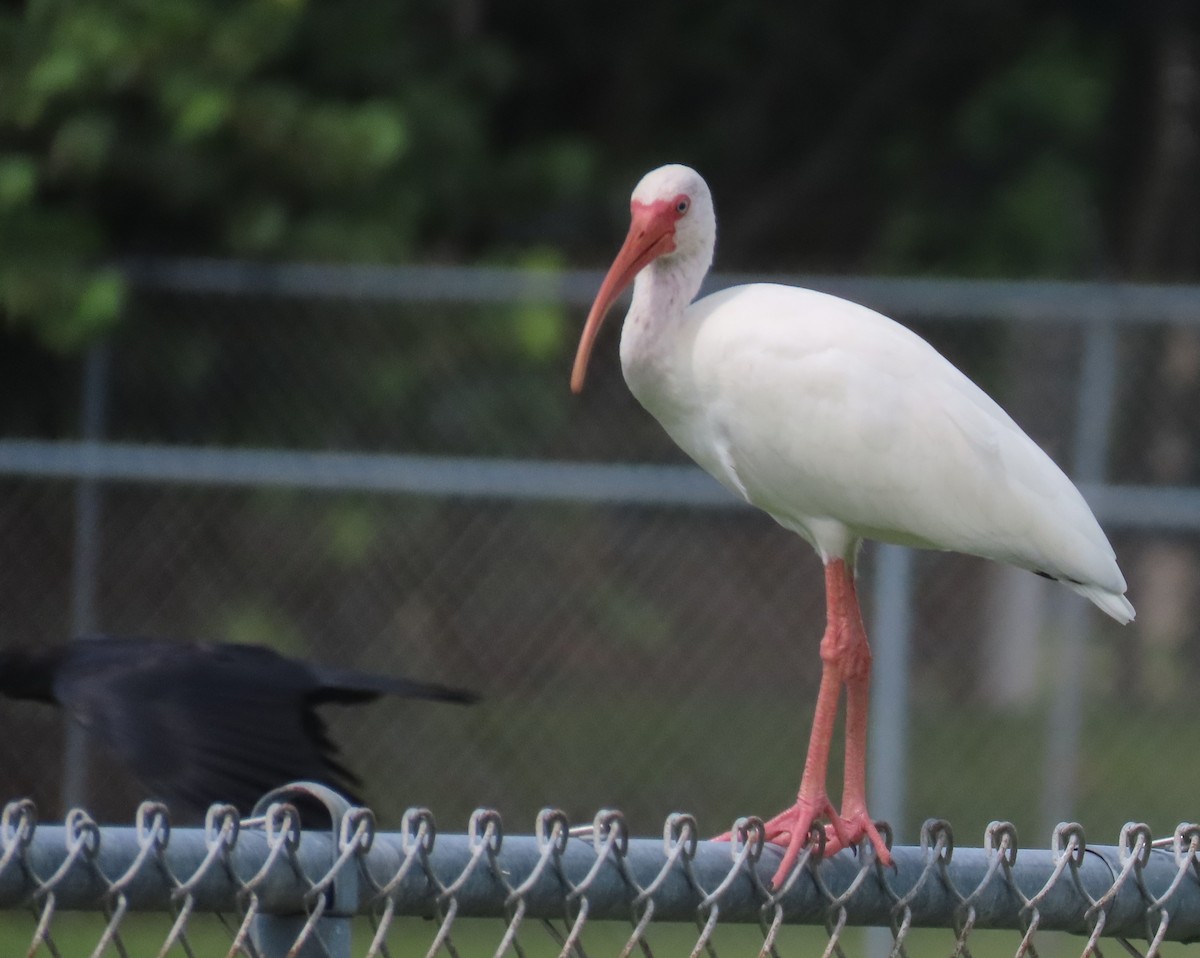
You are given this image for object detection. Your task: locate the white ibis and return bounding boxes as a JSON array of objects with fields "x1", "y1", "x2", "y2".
[{"x1": 570, "y1": 164, "x2": 1134, "y2": 887}]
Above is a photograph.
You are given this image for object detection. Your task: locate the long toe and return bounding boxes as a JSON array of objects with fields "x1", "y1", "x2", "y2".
[
  {"x1": 823, "y1": 811, "x2": 893, "y2": 866},
  {"x1": 762, "y1": 797, "x2": 839, "y2": 890}
]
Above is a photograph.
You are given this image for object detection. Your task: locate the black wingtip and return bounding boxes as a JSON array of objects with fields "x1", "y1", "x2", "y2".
[
  {"x1": 313, "y1": 670, "x2": 483, "y2": 707},
  {"x1": 445, "y1": 687, "x2": 482, "y2": 706},
  {"x1": 399, "y1": 682, "x2": 481, "y2": 706}
]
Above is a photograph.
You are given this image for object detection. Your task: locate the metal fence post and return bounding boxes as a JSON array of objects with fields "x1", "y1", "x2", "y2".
[
  {"x1": 867, "y1": 543, "x2": 914, "y2": 841},
  {"x1": 866, "y1": 543, "x2": 914, "y2": 958},
  {"x1": 63, "y1": 342, "x2": 111, "y2": 811},
  {"x1": 249, "y1": 784, "x2": 359, "y2": 958},
  {"x1": 1038, "y1": 320, "x2": 1119, "y2": 833},
  {"x1": 252, "y1": 915, "x2": 353, "y2": 958}
]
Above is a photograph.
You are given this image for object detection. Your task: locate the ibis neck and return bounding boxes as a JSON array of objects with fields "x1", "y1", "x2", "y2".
[
  {"x1": 629, "y1": 261, "x2": 694, "y2": 329},
  {"x1": 619, "y1": 255, "x2": 707, "y2": 417}
]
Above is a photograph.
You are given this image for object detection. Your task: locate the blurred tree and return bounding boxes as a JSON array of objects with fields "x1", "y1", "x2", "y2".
[
  {"x1": 7, "y1": 0, "x2": 1200, "y2": 355},
  {"x1": 1110, "y1": 0, "x2": 1200, "y2": 697},
  {"x1": 0, "y1": 0, "x2": 593, "y2": 350}
]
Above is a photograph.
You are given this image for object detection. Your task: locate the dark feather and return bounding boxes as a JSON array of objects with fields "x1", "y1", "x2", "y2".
[{"x1": 0, "y1": 635, "x2": 478, "y2": 816}]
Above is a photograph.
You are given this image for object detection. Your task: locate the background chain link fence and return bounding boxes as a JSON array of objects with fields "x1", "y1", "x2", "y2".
[{"x1": 2, "y1": 263, "x2": 1199, "y2": 932}]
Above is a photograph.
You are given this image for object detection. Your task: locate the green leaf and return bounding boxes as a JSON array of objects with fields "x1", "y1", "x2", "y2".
[
  {"x1": 75, "y1": 269, "x2": 125, "y2": 333},
  {"x1": 1, "y1": 264, "x2": 123, "y2": 352},
  {"x1": 325, "y1": 505, "x2": 378, "y2": 567},
  {"x1": 228, "y1": 200, "x2": 288, "y2": 252},
  {"x1": 217, "y1": 603, "x2": 303, "y2": 656},
  {"x1": 0, "y1": 155, "x2": 37, "y2": 210},
  {"x1": 349, "y1": 101, "x2": 407, "y2": 170},
  {"x1": 49, "y1": 113, "x2": 115, "y2": 176},
  {"x1": 512, "y1": 302, "x2": 567, "y2": 363},
  {"x1": 175, "y1": 87, "x2": 231, "y2": 141},
  {"x1": 27, "y1": 49, "x2": 84, "y2": 99}
]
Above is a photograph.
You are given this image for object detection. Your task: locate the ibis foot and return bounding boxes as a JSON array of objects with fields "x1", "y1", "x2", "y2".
[{"x1": 716, "y1": 799, "x2": 892, "y2": 890}]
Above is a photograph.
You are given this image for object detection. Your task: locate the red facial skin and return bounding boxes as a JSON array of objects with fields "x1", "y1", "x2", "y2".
[{"x1": 570, "y1": 195, "x2": 689, "y2": 394}]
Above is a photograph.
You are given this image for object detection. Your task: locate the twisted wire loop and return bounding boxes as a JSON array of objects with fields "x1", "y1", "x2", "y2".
[
  {"x1": 362, "y1": 806, "x2": 435, "y2": 958},
  {"x1": 1, "y1": 798, "x2": 39, "y2": 957},
  {"x1": 683, "y1": 815, "x2": 764, "y2": 958},
  {"x1": 751, "y1": 820, "x2": 823, "y2": 958},
  {"x1": 227, "y1": 802, "x2": 305, "y2": 958},
  {"x1": 919, "y1": 818, "x2": 984, "y2": 958},
  {"x1": 282, "y1": 805, "x2": 376, "y2": 958},
  {"x1": 722, "y1": 816, "x2": 788, "y2": 958},
  {"x1": 423, "y1": 807, "x2": 502, "y2": 958},
  {"x1": 942, "y1": 820, "x2": 1018, "y2": 958},
  {"x1": 160, "y1": 804, "x2": 242, "y2": 958},
  {"x1": 28, "y1": 807, "x2": 103, "y2": 958},
  {"x1": 1013, "y1": 822, "x2": 1087, "y2": 958},
  {"x1": 1138, "y1": 823, "x2": 1200, "y2": 957},
  {"x1": 645, "y1": 813, "x2": 707, "y2": 958},
  {"x1": 713, "y1": 816, "x2": 781, "y2": 958},
  {"x1": 0, "y1": 800, "x2": 37, "y2": 883},
  {"x1": 988, "y1": 822, "x2": 1037, "y2": 958},
  {"x1": 1050, "y1": 823, "x2": 1104, "y2": 958},
  {"x1": 1077, "y1": 822, "x2": 1128, "y2": 958},
  {"x1": 1, "y1": 800, "x2": 40, "y2": 958},
  {"x1": 1083, "y1": 822, "x2": 1150, "y2": 958},
  {"x1": 976, "y1": 821, "x2": 1021, "y2": 958},
  {"x1": 1104, "y1": 822, "x2": 1153, "y2": 958},
  {"x1": 878, "y1": 818, "x2": 952, "y2": 958},
  {"x1": 806, "y1": 823, "x2": 892, "y2": 958},
  {"x1": 554, "y1": 808, "x2": 627, "y2": 958},
  {"x1": 87, "y1": 801, "x2": 172, "y2": 958},
  {"x1": 615, "y1": 812, "x2": 698, "y2": 958},
  {"x1": 491, "y1": 807, "x2": 568, "y2": 958}
]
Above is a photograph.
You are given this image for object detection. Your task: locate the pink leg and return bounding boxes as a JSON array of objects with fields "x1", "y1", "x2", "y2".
[
  {"x1": 759, "y1": 559, "x2": 892, "y2": 888},
  {"x1": 829, "y1": 573, "x2": 890, "y2": 863}
]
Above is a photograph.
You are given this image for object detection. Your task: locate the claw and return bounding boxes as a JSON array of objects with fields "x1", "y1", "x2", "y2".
[
  {"x1": 820, "y1": 813, "x2": 893, "y2": 866},
  {"x1": 756, "y1": 803, "x2": 892, "y2": 889},
  {"x1": 756, "y1": 796, "x2": 840, "y2": 889}
]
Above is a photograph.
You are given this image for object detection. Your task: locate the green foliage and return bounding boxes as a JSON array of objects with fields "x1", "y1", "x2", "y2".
[
  {"x1": 1, "y1": 4, "x2": 1184, "y2": 350},
  {"x1": 872, "y1": 25, "x2": 1115, "y2": 277},
  {"x1": 0, "y1": 0, "x2": 594, "y2": 350},
  {"x1": 216, "y1": 600, "x2": 304, "y2": 655},
  {"x1": 324, "y1": 503, "x2": 379, "y2": 568}
]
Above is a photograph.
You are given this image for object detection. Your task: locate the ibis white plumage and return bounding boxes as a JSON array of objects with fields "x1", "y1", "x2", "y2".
[{"x1": 570, "y1": 164, "x2": 1134, "y2": 887}]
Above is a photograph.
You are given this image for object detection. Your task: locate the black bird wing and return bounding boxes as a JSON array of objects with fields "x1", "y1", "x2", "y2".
[
  {"x1": 48, "y1": 636, "x2": 477, "y2": 816},
  {"x1": 304, "y1": 663, "x2": 481, "y2": 706}
]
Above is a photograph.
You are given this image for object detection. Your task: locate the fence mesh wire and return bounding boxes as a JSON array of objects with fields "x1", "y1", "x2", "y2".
[
  {"x1": 0, "y1": 793, "x2": 1197, "y2": 958},
  {"x1": 2, "y1": 265, "x2": 1200, "y2": 954}
]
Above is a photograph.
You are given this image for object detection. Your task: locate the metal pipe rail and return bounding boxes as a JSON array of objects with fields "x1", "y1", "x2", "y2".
[
  {"x1": 119, "y1": 259, "x2": 1200, "y2": 326},
  {"x1": 1, "y1": 788, "x2": 1197, "y2": 958},
  {"x1": 5, "y1": 439, "x2": 1200, "y2": 530}
]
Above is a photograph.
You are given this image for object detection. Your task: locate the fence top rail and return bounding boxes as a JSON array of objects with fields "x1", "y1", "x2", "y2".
[
  {"x1": 3, "y1": 439, "x2": 1199, "y2": 532},
  {"x1": 119, "y1": 258, "x2": 1200, "y2": 324},
  {"x1": 1, "y1": 794, "x2": 1197, "y2": 950}
]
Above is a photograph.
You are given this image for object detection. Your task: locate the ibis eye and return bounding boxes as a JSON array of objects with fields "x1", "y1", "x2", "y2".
[{"x1": 676, "y1": 198, "x2": 690, "y2": 215}]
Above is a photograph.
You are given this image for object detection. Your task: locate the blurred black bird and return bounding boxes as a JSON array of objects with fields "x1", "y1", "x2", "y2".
[{"x1": 0, "y1": 635, "x2": 479, "y2": 817}]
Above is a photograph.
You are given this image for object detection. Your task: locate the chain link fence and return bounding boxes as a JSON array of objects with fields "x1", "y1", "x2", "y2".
[
  {"x1": 1, "y1": 788, "x2": 1198, "y2": 958},
  {"x1": 2, "y1": 263, "x2": 1200, "y2": 952}
]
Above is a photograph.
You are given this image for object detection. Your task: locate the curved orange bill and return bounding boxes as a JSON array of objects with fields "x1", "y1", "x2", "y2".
[{"x1": 570, "y1": 202, "x2": 677, "y2": 393}]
